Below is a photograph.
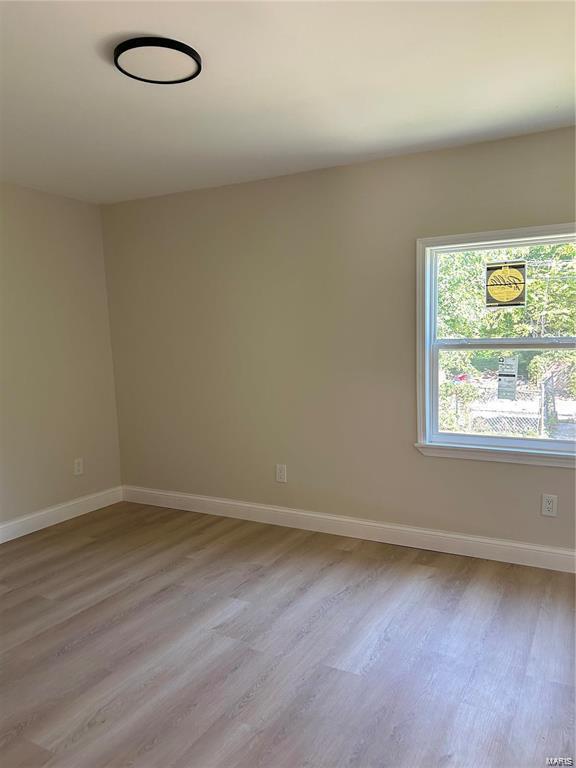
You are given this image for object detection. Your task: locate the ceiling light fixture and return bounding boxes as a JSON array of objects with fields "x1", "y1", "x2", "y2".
[{"x1": 114, "y1": 37, "x2": 202, "y2": 84}]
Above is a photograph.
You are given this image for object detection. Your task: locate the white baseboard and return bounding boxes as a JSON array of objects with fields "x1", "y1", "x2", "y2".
[
  {"x1": 2, "y1": 484, "x2": 572, "y2": 573},
  {"x1": 124, "y1": 485, "x2": 575, "y2": 573},
  {"x1": 0, "y1": 487, "x2": 124, "y2": 543}
]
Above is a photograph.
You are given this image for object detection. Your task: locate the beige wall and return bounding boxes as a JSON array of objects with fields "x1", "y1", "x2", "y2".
[
  {"x1": 1, "y1": 183, "x2": 121, "y2": 521},
  {"x1": 102, "y1": 128, "x2": 575, "y2": 548}
]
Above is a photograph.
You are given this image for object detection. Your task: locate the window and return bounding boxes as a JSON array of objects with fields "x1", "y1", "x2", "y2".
[{"x1": 416, "y1": 224, "x2": 576, "y2": 467}]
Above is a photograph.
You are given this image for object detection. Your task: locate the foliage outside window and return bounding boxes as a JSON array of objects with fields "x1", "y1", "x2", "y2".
[{"x1": 417, "y1": 226, "x2": 576, "y2": 465}]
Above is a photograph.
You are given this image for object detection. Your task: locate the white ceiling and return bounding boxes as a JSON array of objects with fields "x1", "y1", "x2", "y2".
[{"x1": 0, "y1": 1, "x2": 574, "y2": 203}]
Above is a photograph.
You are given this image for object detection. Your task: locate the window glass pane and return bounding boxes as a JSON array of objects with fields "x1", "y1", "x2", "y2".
[
  {"x1": 436, "y1": 241, "x2": 576, "y2": 339},
  {"x1": 438, "y1": 349, "x2": 576, "y2": 441}
]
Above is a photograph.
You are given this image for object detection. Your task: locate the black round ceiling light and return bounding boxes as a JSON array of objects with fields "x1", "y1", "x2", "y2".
[{"x1": 114, "y1": 37, "x2": 202, "y2": 84}]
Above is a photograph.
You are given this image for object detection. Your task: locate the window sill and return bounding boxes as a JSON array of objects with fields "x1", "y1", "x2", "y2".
[{"x1": 415, "y1": 442, "x2": 575, "y2": 468}]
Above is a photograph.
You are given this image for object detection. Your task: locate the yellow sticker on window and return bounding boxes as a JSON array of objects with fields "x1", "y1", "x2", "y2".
[{"x1": 486, "y1": 262, "x2": 526, "y2": 307}]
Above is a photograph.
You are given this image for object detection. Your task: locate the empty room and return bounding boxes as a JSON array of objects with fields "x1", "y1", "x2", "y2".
[{"x1": 0, "y1": 1, "x2": 574, "y2": 767}]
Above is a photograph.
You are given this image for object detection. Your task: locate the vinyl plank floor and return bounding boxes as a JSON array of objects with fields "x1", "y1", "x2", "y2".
[{"x1": 0, "y1": 502, "x2": 573, "y2": 768}]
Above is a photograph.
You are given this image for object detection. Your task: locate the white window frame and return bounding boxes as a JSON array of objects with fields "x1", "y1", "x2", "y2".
[{"x1": 416, "y1": 223, "x2": 576, "y2": 468}]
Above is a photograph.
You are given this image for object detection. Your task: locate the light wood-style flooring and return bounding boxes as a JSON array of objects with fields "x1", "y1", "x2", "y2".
[{"x1": 0, "y1": 501, "x2": 574, "y2": 768}]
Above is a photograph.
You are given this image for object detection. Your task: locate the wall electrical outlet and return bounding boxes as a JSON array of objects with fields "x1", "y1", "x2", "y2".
[
  {"x1": 541, "y1": 494, "x2": 558, "y2": 517},
  {"x1": 275, "y1": 464, "x2": 287, "y2": 483},
  {"x1": 73, "y1": 457, "x2": 84, "y2": 476}
]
